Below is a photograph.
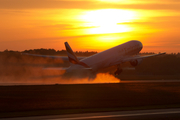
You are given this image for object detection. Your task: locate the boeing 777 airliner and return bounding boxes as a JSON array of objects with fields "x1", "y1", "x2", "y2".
[{"x1": 24, "y1": 40, "x2": 165, "y2": 75}]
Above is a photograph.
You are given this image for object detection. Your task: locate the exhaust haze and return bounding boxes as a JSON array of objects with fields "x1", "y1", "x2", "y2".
[{"x1": 0, "y1": 53, "x2": 120, "y2": 85}]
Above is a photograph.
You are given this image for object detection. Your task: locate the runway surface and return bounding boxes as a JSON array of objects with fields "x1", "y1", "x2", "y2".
[
  {"x1": 2, "y1": 108, "x2": 180, "y2": 120},
  {"x1": 1, "y1": 80, "x2": 180, "y2": 86},
  {"x1": 1, "y1": 79, "x2": 180, "y2": 119}
]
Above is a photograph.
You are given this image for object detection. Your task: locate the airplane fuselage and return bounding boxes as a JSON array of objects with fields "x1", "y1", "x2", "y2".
[{"x1": 67, "y1": 40, "x2": 143, "y2": 73}]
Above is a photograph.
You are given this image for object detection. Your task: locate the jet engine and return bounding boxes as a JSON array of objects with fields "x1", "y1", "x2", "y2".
[{"x1": 130, "y1": 59, "x2": 143, "y2": 66}]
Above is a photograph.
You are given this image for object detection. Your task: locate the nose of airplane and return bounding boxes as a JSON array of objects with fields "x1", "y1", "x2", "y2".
[{"x1": 139, "y1": 41, "x2": 143, "y2": 49}]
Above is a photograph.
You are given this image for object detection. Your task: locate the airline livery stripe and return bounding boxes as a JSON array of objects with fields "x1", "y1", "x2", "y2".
[
  {"x1": 66, "y1": 51, "x2": 78, "y2": 61},
  {"x1": 65, "y1": 45, "x2": 76, "y2": 58},
  {"x1": 68, "y1": 57, "x2": 79, "y2": 64}
]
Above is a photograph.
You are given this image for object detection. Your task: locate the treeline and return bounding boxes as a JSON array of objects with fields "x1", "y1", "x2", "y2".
[
  {"x1": 2, "y1": 49, "x2": 98, "y2": 56},
  {"x1": 135, "y1": 54, "x2": 180, "y2": 75},
  {"x1": 2, "y1": 48, "x2": 180, "y2": 56},
  {"x1": 22, "y1": 48, "x2": 96, "y2": 56}
]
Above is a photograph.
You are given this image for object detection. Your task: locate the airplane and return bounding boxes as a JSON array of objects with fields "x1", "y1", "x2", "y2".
[{"x1": 23, "y1": 40, "x2": 165, "y2": 76}]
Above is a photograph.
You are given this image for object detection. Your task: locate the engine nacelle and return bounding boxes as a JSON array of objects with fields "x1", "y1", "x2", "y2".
[{"x1": 130, "y1": 59, "x2": 143, "y2": 67}]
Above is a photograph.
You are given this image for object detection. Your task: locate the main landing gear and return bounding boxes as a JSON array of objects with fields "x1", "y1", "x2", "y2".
[{"x1": 114, "y1": 65, "x2": 122, "y2": 75}]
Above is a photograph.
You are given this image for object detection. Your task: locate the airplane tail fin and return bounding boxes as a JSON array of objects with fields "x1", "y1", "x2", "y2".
[{"x1": 64, "y1": 42, "x2": 79, "y2": 65}]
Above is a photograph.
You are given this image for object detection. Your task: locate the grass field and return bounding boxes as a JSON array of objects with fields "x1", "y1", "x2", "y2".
[{"x1": 1, "y1": 82, "x2": 180, "y2": 118}]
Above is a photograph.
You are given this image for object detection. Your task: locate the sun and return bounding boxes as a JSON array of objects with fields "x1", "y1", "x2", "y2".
[{"x1": 80, "y1": 9, "x2": 136, "y2": 35}]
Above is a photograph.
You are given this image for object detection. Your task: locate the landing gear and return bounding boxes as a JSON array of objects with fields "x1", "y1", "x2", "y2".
[
  {"x1": 114, "y1": 68, "x2": 122, "y2": 75},
  {"x1": 114, "y1": 64, "x2": 122, "y2": 75}
]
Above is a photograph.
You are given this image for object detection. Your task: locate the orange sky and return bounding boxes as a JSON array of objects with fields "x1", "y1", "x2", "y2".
[{"x1": 0, "y1": 0, "x2": 180, "y2": 53}]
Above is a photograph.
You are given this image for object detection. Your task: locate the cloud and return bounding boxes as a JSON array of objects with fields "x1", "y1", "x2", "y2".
[
  {"x1": 115, "y1": 3, "x2": 180, "y2": 11},
  {"x1": 0, "y1": 0, "x2": 180, "y2": 11},
  {"x1": 118, "y1": 15, "x2": 180, "y2": 31},
  {"x1": 40, "y1": 24, "x2": 97, "y2": 30},
  {"x1": 0, "y1": 0, "x2": 103, "y2": 9}
]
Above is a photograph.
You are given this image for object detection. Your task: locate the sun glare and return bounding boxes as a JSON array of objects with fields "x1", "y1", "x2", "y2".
[
  {"x1": 97, "y1": 34, "x2": 123, "y2": 43},
  {"x1": 88, "y1": 24, "x2": 131, "y2": 34},
  {"x1": 80, "y1": 9, "x2": 136, "y2": 35}
]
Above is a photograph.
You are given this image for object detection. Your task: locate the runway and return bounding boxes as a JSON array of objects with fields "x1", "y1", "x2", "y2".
[
  {"x1": 1, "y1": 80, "x2": 180, "y2": 86},
  {"x1": 1, "y1": 79, "x2": 180, "y2": 119},
  {"x1": 2, "y1": 108, "x2": 180, "y2": 120}
]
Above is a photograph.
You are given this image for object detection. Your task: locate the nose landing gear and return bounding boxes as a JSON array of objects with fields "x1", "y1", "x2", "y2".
[
  {"x1": 114, "y1": 68, "x2": 122, "y2": 75},
  {"x1": 114, "y1": 65, "x2": 122, "y2": 75}
]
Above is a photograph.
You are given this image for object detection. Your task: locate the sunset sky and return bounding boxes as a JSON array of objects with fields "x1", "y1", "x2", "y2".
[{"x1": 0, "y1": 0, "x2": 180, "y2": 53}]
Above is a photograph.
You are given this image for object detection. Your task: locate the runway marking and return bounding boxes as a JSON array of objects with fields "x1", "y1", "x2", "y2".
[{"x1": 51, "y1": 109, "x2": 180, "y2": 120}]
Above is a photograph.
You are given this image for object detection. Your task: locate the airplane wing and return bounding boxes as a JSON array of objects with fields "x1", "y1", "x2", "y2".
[
  {"x1": 122, "y1": 52, "x2": 166, "y2": 62},
  {"x1": 22, "y1": 53, "x2": 86, "y2": 61},
  {"x1": 109, "y1": 52, "x2": 166, "y2": 66}
]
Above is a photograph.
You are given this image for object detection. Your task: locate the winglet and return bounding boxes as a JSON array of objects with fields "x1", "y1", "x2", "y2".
[{"x1": 64, "y1": 42, "x2": 79, "y2": 64}]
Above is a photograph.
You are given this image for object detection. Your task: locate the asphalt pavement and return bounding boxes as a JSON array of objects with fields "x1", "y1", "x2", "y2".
[{"x1": 2, "y1": 108, "x2": 180, "y2": 120}]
